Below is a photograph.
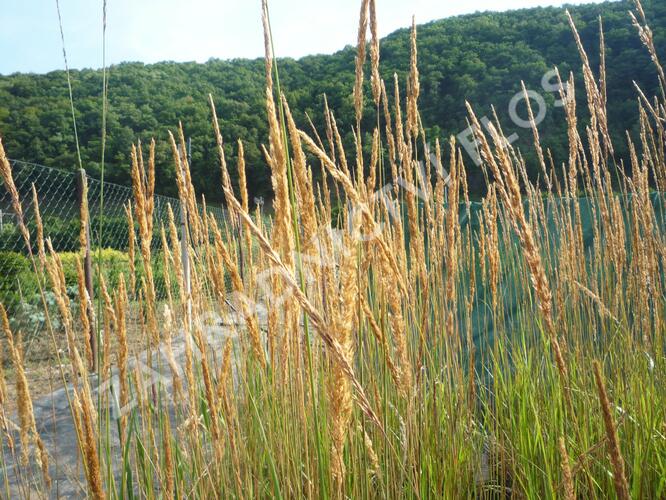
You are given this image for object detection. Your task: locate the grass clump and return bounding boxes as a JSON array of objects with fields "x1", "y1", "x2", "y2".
[{"x1": 0, "y1": 0, "x2": 665, "y2": 498}]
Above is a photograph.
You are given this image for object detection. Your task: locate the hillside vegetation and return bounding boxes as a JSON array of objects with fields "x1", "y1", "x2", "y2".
[{"x1": 0, "y1": 0, "x2": 664, "y2": 203}]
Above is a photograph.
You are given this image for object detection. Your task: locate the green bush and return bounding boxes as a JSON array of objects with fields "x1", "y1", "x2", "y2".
[
  {"x1": 57, "y1": 248, "x2": 173, "y2": 299},
  {"x1": 57, "y1": 248, "x2": 130, "y2": 291},
  {"x1": 1, "y1": 245, "x2": 174, "y2": 328},
  {"x1": 0, "y1": 223, "x2": 21, "y2": 252},
  {"x1": 0, "y1": 250, "x2": 39, "y2": 312}
]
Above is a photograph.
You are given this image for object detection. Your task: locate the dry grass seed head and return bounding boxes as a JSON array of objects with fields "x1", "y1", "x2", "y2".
[{"x1": 593, "y1": 360, "x2": 630, "y2": 500}]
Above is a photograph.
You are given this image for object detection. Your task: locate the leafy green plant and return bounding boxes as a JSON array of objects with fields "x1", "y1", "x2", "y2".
[
  {"x1": 0, "y1": 250, "x2": 38, "y2": 312},
  {"x1": 56, "y1": 248, "x2": 129, "y2": 290}
]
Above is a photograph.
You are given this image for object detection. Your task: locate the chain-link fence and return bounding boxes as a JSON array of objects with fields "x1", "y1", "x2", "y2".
[{"x1": 0, "y1": 159, "x2": 231, "y2": 337}]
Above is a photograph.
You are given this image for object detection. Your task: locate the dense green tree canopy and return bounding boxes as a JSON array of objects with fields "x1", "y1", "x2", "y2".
[{"x1": 0, "y1": 0, "x2": 664, "y2": 203}]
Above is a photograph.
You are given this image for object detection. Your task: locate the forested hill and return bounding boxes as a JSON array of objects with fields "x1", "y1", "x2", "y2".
[{"x1": 0, "y1": 0, "x2": 664, "y2": 203}]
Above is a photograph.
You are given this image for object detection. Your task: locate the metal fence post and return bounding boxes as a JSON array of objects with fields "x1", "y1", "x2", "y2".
[{"x1": 77, "y1": 168, "x2": 97, "y2": 373}]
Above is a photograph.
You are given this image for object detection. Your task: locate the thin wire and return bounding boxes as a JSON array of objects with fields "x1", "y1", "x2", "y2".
[
  {"x1": 95, "y1": 0, "x2": 109, "y2": 463},
  {"x1": 96, "y1": 0, "x2": 108, "y2": 370},
  {"x1": 97, "y1": 0, "x2": 108, "y2": 273},
  {"x1": 55, "y1": 0, "x2": 83, "y2": 172},
  {"x1": 99, "y1": 0, "x2": 108, "y2": 234}
]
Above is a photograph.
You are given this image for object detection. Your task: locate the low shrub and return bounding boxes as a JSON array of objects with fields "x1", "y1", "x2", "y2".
[
  {"x1": 0, "y1": 250, "x2": 39, "y2": 312},
  {"x1": 57, "y1": 248, "x2": 130, "y2": 291}
]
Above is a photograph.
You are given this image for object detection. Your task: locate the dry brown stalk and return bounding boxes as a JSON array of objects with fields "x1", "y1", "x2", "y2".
[
  {"x1": 99, "y1": 274, "x2": 115, "y2": 377},
  {"x1": 178, "y1": 127, "x2": 204, "y2": 244},
  {"x1": 566, "y1": 10, "x2": 614, "y2": 157},
  {"x1": 445, "y1": 137, "x2": 460, "y2": 337},
  {"x1": 1, "y1": 305, "x2": 51, "y2": 489},
  {"x1": 79, "y1": 169, "x2": 89, "y2": 250},
  {"x1": 393, "y1": 73, "x2": 407, "y2": 178},
  {"x1": 31, "y1": 184, "x2": 46, "y2": 268},
  {"x1": 125, "y1": 203, "x2": 137, "y2": 295},
  {"x1": 224, "y1": 186, "x2": 383, "y2": 429},
  {"x1": 161, "y1": 305, "x2": 184, "y2": 407},
  {"x1": 354, "y1": 0, "x2": 370, "y2": 130},
  {"x1": 209, "y1": 214, "x2": 266, "y2": 366},
  {"x1": 261, "y1": 0, "x2": 274, "y2": 91},
  {"x1": 558, "y1": 436, "x2": 575, "y2": 500},
  {"x1": 406, "y1": 17, "x2": 420, "y2": 139},
  {"x1": 45, "y1": 240, "x2": 87, "y2": 381},
  {"x1": 0, "y1": 336, "x2": 6, "y2": 409},
  {"x1": 114, "y1": 275, "x2": 130, "y2": 439},
  {"x1": 217, "y1": 338, "x2": 244, "y2": 494},
  {"x1": 282, "y1": 95, "x2": 317, "y2": 246},
  {"x1": 77, "y1": 389, "x2": 105, "y2": 500},
  {"x1": 236, "y1": 139, "x2": 249, "y2": 213},
  {"x1": 361, "y1": 298, "x2": 399, "y2": 386},
  {"x1": 76, "y1": 258, "x2": 94, "y2": 369},
  {"x1": 369, "y1": 0, "x2": 380, "y2": 107},
  {"x1": 466, "y1": 104, "x2": 570, "y2": 409},
  {"x1": 483, "y1": 187, "x2": 501, "y2": 310},
  {"x1": 130, "y1": 142, "x2": 158, "y2": 344},
  {"x1": 264, "y1": 110, "x2": 293, "y2": 266},
  {"x1": 599, "y1": 17, "x2": 607, "y2": 109},
  {"x1": 208, "y1": 94, "x2": 236, "y2": 218},
  {"x1": 192, "y1": 323, "x2": 221, "y2": 446},
  {"x1": 593, "y1": 361, "x2": 630, "y2": 500},
  {"x1": 572, "y1": 280, "x2": 618, "y2": 323},
  {"x1": 330, "y1": 219, "x2": 360, "y2": 492},
  {"x1": 167, "y1": 205, "x2": 185, "y2": 301},
  {"x1": 630, "y1": 0, "x2": 666, "y2": 101},
  {"x1": 381, "y1": 80, "x2": 397, "y2": 172},
  {"x1": 161, "y1": 411, "x2": 175, "y2": 498},
  {"x1": 299, "y1": 130, "x2": 407, "y2": 296},
  {"x1": 367, "y1": 127, "x2": 380, "y2": 197},
  {"x1": 360, "y1": 423, "x2": 382, "y2": 483},
  {"x1": 520, "y1": 81, "x2": 549, "y2": 190}
]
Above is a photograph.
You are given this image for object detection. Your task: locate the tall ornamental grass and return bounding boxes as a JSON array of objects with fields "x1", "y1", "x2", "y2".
[{"x1": 1, "y1": 0, "x2": 665, "y2": 497}]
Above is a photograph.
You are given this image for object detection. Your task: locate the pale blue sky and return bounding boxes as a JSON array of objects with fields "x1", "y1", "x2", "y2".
[{"x1": 1, "y1": 0, "x2": 610, "y2": 75}]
